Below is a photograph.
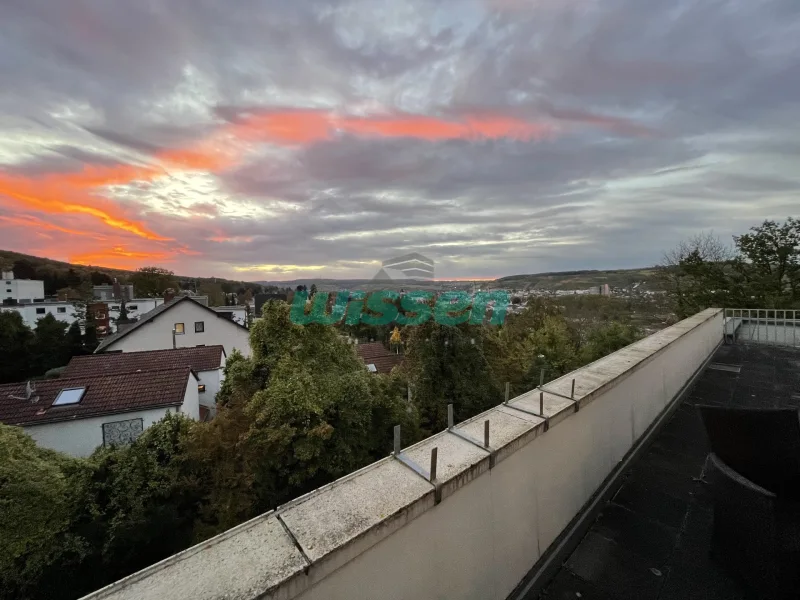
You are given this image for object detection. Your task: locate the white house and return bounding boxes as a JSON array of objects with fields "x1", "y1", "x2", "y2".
[
  {"x1": 95, "y1": 296, "x2": 251, "y2": 357},
  {"x1": 2, "y1": 270, "x2": 45, "y2": 303},
  {"x1": 0, "y1": 300, "x2": 79, "y2": 329},
  {"x1": 0, "y1": 368, "x2": 199, "y2": 457},
  {"x1": 63, "y1": 346, "x2": 226, "y2": 420}
]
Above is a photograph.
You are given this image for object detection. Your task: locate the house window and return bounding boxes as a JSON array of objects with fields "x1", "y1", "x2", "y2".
[
  {"x1": 36, "y1": 307, "x2": 45, "y2": 314},
  {"x1": 128, "y1": 304, "x2": 138, "y2": 310},
  {"x1": 198, "y1": 384, "x2": 206, "y2": 393},
  {"x1": 5, "y1": 289, "x2": 11, "y2": 293},
  {"x1": 57, "y1": 307, "x2": 66, "y2": 313},
  {"x1": 174, "y1": 323, "x2": 185, "y2": 334},
  {"x1": 195, "y1": 321, "x2": 205, "y2": 333},
  {"x1": 102, "y1": 418, "x2": 144, "y2": 447},
  {"x1": 96, "y1": 312, "x2": 106, "y2": 319}
]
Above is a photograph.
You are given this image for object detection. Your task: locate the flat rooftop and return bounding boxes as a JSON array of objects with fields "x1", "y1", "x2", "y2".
[{"x1": 533, "y1": 342, "x2": 800, "y2": 600}]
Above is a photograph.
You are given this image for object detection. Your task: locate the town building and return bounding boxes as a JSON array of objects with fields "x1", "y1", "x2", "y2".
[
  {"x1": 211, "y1": 305, "x2": 249, "y2": 327},
  {"x1": 63, "y1": 346, "x2": 226, "y2": 420},
  {"x1": 95, "y1": 296, "x2": 251, "y2": 357},
  {"x1": 93, "y1": 280, "x2": 134, "y2": 301},
  {"x1": 0, "y1": 368, "x2": 200, "y2": 457},
  {"x1": 2, "y1": 269, "x2": 45, "y2": 303},
  {"x1": 1, "y1": 300, "x2": 79, "y2": 329}
]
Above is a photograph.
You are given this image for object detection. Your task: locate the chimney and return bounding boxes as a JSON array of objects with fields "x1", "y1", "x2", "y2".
[
  {"x1": 112, "y1": 278, "x2": 122, "y2": 300},
  {"x1": 164, "y1": 288, "x2": 176, "y2": 303}
]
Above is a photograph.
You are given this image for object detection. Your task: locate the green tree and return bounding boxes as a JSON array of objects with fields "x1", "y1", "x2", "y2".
[
  {"x1": 83, "y1": 325, "x2": 98, "y2": 353},
  {"x1": 76, "y1": 414, "x2": 203, "y2": 583},
  {"x1": 662, "y1": 219, "x2": 800, "y2": 315},
  {"x1": 66, "y1": 321, "x2": 85, "y2": 357},
  {"x1": 12, "y1": 259, "x2": 37, "y2": 280},
  {"x1": 89, "y1": 271, "x2": 113, "y2": 286},
  {"x1": 198, "y1": 282, "x2": 225, "y2": 307},
  {"x1": 0, "y1": 312, "x2": 33, "y2": 383},
  {"x1": 402, "y1": 322, "x2": 502, "y2": 434},
  {"x1": 0, "y1": 426, "x2": 88, "y2": 600},
  {"x1": 30, "y1": 314, "x2": 69, "y2": 375},
  {"x1": 580, "y1": 322, "x2": 642, "y2": 364},
  {"x1": 130, "y1": 267, "x2": 178, "y2": 298},
  {"x1": 733, "y1": 218, "x2": 800, "y2": 308}
]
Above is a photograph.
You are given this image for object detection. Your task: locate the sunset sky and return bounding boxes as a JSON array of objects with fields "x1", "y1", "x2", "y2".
[{"x1": 1, "y1": 0, "x2": 798, "y2": 281}]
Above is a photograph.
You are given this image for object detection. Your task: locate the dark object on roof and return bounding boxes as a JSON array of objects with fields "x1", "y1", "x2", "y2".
[
  {"x1": 0, "y1": 368, "x2": 195, "y2": 426},
  {"x1": 355, "y1": 342, "x2": 403, "y2": 374},
  {"x1": 697, "y1": 405, "x2": 800, "y2": 499},
  {"x1": 95, "y1": 296, "x2": 248, "y2": 352},
  {"x1": 705, "y1": 452, "x2": 800, "y2": 597},
  {"x1": 63, "y1": 346, "x2": 225, "y2": 378}
]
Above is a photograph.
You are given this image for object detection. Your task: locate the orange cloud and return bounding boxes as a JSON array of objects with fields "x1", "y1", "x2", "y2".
[
  {"x1": 224, "y1": 109, "x2": 557, "y2": 145},
  {"x1": 0, "y1": 213, "x2": 107, "y2": 239},
  {"x1": 0, "y1": 174, "x2": 170, "y2": 241},
  {"x1": 232, "y1": 110, "x2": 334, "y2": 145}
]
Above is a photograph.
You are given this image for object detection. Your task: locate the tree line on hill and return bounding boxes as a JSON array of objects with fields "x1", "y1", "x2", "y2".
[{"x1": 4, "y1": 257, "x2": 274, "y2": 307}]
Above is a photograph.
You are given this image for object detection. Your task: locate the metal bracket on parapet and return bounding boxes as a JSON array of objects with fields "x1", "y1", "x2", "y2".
[
  {"x1": 392, "y1": 425, "x2": 442, "y2": 504},
  {"x1": 538, "y1": 378, "x2": 581, "y2": 413},
  {"x1": 503, "y1": 390, "x2": 551, "y2": 432},
  {"x1": 446, "y1": 404, "x2": 497, "y2": 468}
]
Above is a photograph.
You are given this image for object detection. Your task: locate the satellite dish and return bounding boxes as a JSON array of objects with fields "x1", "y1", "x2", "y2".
[{"x1": 9, "y1": 380, "x2": 38, "y2": 403}]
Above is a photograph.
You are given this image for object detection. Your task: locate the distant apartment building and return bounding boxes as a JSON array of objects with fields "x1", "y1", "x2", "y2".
[
  {"x1": 2, "y1": 270, "x2": 45, "y2": 303},
  {"x1": 93, "y1": 279, "x2": 134, "y2": 301},
  {"x1": 1, "y1": 301, "x2": 79, "y2": 329}
]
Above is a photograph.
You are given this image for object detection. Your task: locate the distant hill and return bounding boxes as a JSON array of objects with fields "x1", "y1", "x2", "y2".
[
  {"x1": 0, "y1": 249, "x2": 274, "y2": 301},
  {"x1": 1, "y1": 248, "x2": 663, "y2": 296},
  {"x1": 259, "y1": 266, "x2": 664, "y2": 292},
  {"x1": 491, "y1": 267, "x2": 663, "y2": 291}
]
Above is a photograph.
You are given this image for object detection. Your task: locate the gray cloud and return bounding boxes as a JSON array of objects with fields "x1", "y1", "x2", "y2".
[{"x1": 1, "y1": 0, "x2": 798, "y2": 279}]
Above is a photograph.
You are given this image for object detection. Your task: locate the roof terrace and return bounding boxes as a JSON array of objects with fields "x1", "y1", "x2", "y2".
[{"x1": 78, "y1": 308, "x2": 800, "y2": 600}]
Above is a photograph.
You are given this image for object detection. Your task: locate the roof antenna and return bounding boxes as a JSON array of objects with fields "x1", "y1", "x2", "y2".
[{"x1": 9, "y1": 380, "x2": 39, "y2": 403}]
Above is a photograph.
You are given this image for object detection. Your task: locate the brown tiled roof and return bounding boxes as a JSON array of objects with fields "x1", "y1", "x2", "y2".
[
  {"x1": 0, "y1": 368, "x2": 195, "y2": 426},
  {"x1": 356, "y1": 342, "x2": 391, "y2": 360},
  {"x1": 63, "y1": 346, "x2": 225, "y2": 378},
  {"x1": 355, "y1": 342, "x2": 404, "y2": 374}
]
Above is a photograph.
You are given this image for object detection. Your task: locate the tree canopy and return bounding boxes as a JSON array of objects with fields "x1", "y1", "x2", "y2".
[{"x1": 661, "y1": 218, "x2": 800, "y2": 316}]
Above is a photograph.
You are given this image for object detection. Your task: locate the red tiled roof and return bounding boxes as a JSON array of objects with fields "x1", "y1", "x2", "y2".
[
  {"x1": 63, "y1": 346, "x2": 224, "y2": 378},
  {"x1": 0, "y1": 368, "x2": 194, "y2": 426},
  {"x1": 355, "y1": 342, "x2": 404, "y2": 374},
  {"x1": 365, "y1": 354, "x2": 404, "y2": 374},
  {"x1": 356, "y1": 342, "x2": 391, "y2": 360}
]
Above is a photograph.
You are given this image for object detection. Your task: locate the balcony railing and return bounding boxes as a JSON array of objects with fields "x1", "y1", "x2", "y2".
[{"x1": 724, "y1": 308, "x2": 799, "y2": 348}]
